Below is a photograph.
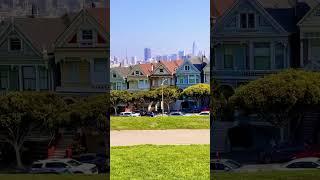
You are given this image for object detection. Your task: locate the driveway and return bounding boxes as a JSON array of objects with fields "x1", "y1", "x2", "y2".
[{"x1": 111, "y1": 129, "x2": 210, "y2": 146}]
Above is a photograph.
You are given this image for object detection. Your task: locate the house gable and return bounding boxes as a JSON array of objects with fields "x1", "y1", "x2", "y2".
[
  {"x1": 176, "y1": 60, "x2": 201, "y2": 75},
  {"x1": 55, "y1": 10, "x2": 108, "y2": 49},
  {"x1": 152, "y1": 63, "x2": 171, "y2": 76},
  {"x1": 213, "y1": 0, "x2": 288, "y2": 35},
  {"x1": 0, "y1": 24, "x2": 42, "y2": 59},
  {"x1": 110, "y1": 68, "x2": 125, "y2": 81},
  {"x1": 128, "y1": 65, "x2": 146, "y2": 77},
  {"x1": 298, "y1": 3, "x2": 320, "y2": 27}
]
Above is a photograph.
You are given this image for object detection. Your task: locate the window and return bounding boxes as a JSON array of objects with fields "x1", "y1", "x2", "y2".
[
  {"x1": 275, "y1": 43, "x2": 285, "y2": 69},
  {"x1": 32, "y1": 163, "x2": 43, "y2": 168},
  {"x1": 94, "y1": 59, "x2": 107, "y2": 83},
  {"x1": 254, "y1": 43, "x2": 270, "y2": 70},
  {"x1": 39, "y1": 67, "x2": 48, "y2": 90},
  {"x1": 184, "y1": 65, "x2": 190, "y2": 71},
  {"x1": 240, "y1": 13, "x2": 255, "y2": 29},
  {"x1": 138, "y1": 80, "x2": 145, "y2": 88},
  {"x1": 9, "y1": 38, "x2": 21, "y2": 51},
  {"x1": 189, "y1": 75, "x2": 195, "y2": 84},
  {"x1": 240, "y1": 13, "x2": 247, "y2": 28},
  {"x1": 0, "y1": 70, "x2": 8, "y2": 90},
  {"x1": 23, "y1": 66, "x2": 36, "y2": 90},
  {"x1": 179, "y1": 76, "x2": 184, "y2": 84},
  {"x1": 248, "y1": 14, "x2": 255, "y2": 28},
  {"x1": 116, "y1": 82, "x2": 122, "y2": 90},
  {"x1": 196, "y1": 75, "x2": 200, "y2": 83},
  {"x1": 45, "y1": 162, "x2": 67, "y2": 168},
  {"x1": 159, "y1": 69, "x2": 164, "y2": 73},
  {"x1": 66, "y1": 63, "x2": 79, "y2": 82},
  {"x1": 113, "y1": 73, "x2": 117, "y2": 78},
  {"x1": 82, "y1": 30, "x2": 93, "y2": 40},
  {"x1": 287, "y1": 162, "x2": 319, "y2": 168},
  {"x1": 224, "y1": 47, "x2": 234, "y2": 69}
]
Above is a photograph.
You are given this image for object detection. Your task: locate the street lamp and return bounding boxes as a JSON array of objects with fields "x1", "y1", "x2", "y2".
[{"x1": 161, "y1": 79, "x2": 168, "y2": 116}]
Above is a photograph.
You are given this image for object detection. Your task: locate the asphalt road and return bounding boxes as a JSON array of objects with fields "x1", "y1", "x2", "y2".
[{"x1": 111, "y1": 129, "x2": 210, "y2": 146}]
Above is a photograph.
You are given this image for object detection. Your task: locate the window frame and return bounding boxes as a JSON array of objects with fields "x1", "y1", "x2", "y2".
[{"x1": 8, "y1": 37, "x2": 22, "y2": 52}]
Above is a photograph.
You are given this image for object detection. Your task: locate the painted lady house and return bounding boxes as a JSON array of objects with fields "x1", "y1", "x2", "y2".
[
  {"x1": 211, "y1": 0, "x2": 312, "y2": 153},
  {"x1": 110, "y1": 66, "x2": 128, "y2": 90}
]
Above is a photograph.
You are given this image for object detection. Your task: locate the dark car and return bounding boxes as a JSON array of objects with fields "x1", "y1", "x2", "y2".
[
  {"x1": 74, "y1": 153, "x2": 108, "y2": 173},
  {"x1": 259, "y1": 143, "x2": 305, "y2": 163}
]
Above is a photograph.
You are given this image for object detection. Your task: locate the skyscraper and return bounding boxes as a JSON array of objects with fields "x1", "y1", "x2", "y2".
[
  {"x1": 144, "y1": 48, "x2": 151, "y2": 62},
  {"x1": 192, "y1": 41, "x2": 197, "y2": 56},
  {"x1": 178, "y1": 50, "x2": 185, "y2": 59}
]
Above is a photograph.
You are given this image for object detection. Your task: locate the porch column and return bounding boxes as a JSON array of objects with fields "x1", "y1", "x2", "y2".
[
  {"x1": 270, "y1": 41, "x2": 275, "y2": 70},
  {"x1": 90, "y1": 59, "x2": 95, "y2": 85},
  {"x1": 18, "y1": 65, "x2": 23, "y2": 91},
  {"x1": 249, "y1": 41, "x2": 254, "y2": 70},
  {"x1": 35, "y1": 65, "x2": 39, "y2": 91},
  {"x1": 300, "y1": 39, "x2": 304, "y2": 67}
]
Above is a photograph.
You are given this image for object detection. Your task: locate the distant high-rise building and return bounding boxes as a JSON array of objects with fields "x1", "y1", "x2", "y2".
[
  {"x1": 170, "y1": 54, "x2": 178, "y2": 61},
  {"x1": 144, "y1": 48, "x2": 151, "y2": 61},
  {"x1": 178, "y1": 50, "x2": 185, "y2": 59},
  {"x1": 192, "y1": 41, "x2": 197, "y2": 56},
  {"x1": 131, "y1": 56, "x2": 137, "y2": 65}
]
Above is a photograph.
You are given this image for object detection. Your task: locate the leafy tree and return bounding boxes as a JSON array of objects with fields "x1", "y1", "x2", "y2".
[
  {"x1": 230, "y1": 69, "x2": 320, "y2": 140},
  {"x1": 153, "y1": 86, "x2": 181, "y2": 112},
  {"x1": 110, "y1": 90, "x2": 133, "y2": 115},
  {"x1": 0, "y1": 92, "x2": 67, "y2": 168},
  {"x1": 182, "y1": 83, "x2": 210, "y2": 107}
]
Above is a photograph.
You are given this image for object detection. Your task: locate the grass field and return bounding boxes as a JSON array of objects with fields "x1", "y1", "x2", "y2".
[
  {"x1": 111, "y1": 145, "x2": 210, "y2": 179},
  {"x1": 111, "y1": 115, "x2": 210, "y2": 130}
]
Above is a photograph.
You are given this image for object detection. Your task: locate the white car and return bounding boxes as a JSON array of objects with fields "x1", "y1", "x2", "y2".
[
  {"x1": 131, "y1": 112, "x2": 141, "y2": 117},
  {"x1": 119, "y1": 112, "x2": 132, "y2": 116},
  {"x1": 199, "y1": 111, "x2": 210, "y2": 116},
  {"x1": 30, "y1": 158, "x2": 98, "y2": 174},
  {"x1": 282, "y1": 157, "x2": 320, "y2": 170}
]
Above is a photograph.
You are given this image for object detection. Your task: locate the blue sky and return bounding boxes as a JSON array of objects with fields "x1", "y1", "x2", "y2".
[{"x1": 111, "y1": 0, "x2": 210, "y2": 59}]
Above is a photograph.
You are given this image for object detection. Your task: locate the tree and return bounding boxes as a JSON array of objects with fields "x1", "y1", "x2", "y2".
[
  {"x1": 0, "y1": 92, "x2": 67, "y2": 168},
  {"x1": 153, "y1": 86, "x2": 180, "y2": 112},
  {"x1": 110, "y1": 90, "x2": 133, "y2": 115},
  {"x1": 182, "y1": 83, "x2": 210, "y2": 107},
  {"x1": 230, "y1": 69, "x2": 320, "y2": 141}
]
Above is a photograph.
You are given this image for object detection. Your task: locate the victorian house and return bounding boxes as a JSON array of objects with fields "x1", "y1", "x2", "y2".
[
  {"x1": 126, "y1": 63, "x2": 152, "y2": 91},
  {"x1": 110, "y1": 66, "x2": 129, "y2": 90}
]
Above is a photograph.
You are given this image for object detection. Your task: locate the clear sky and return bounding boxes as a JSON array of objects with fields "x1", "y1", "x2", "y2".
[{"x1": 111, "y1": 0, "x2": 210, "y2": 60}]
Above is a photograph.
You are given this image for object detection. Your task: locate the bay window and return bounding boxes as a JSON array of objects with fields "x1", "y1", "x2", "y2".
[{"x1": 254, "y1": 43, "x2": 270, "y2": 70}]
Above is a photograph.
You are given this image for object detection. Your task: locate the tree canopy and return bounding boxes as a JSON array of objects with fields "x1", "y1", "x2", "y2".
[{"x1": 230, "y1": 69, "x2": 320, "y2": 127}]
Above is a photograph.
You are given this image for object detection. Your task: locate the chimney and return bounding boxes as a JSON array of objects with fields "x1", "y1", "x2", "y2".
[{"x1": 151, "y1": 64, "x2": 154, "y2": 71}]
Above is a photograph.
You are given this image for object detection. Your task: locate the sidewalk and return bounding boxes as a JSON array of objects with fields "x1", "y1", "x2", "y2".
[{"x1": 111, "y1": 129, "x2": 210, "y2": 146}]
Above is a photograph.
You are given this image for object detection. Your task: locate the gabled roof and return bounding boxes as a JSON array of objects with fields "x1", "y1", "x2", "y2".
[
  {"x1": 111, "y1": 66, "x2": 130, "y2": 77},
  {"x1": 13, "y1": 17, "x2": 66, "y2": 53},
  {"x1": 159, "y1": 60, "x2": 183, "y2": 74},
  {"x1": 297, "y1": 1, "x2": 320, "y2": 26},
  {"x1": 87, "y1": 8, "x2": 109, "y2": 32},
  {"x1": 211, "y1": 0, "x2": 235, "y2": 18}
]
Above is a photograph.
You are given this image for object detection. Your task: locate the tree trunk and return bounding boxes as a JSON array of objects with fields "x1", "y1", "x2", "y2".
[
  {"x1": 167, "y1": 103, "x2": 170, "y2": 113},
  {"x1": 14, "y1": 143, "x2": 23, "y2": 169},
  {"x1": 113, "y1": 106, "x2": 117, "y2": 116}
]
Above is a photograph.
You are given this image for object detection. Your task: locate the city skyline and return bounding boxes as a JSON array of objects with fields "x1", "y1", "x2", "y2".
[{"x1": 111, "y1": 0, "x2": 209, "y2": 60}]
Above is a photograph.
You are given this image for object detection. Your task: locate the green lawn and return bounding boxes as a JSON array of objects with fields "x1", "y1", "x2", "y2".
[
  {"x1": 111, "y1": 145, "x2": 210, "y2": 179},
  {"x1": 212, "y1": 171, "x2": 320, "y2": 180},
  {"x1": 111, "y1": 116, "x2": 210, "y2": 130}
]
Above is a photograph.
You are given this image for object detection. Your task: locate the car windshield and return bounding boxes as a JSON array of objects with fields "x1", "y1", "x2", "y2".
[
  {"x1": 226, "y1": 160, "x2": 241, "y2": 168},
  {"x1": 67, "y1": 160, "x2": 82, "y2": 167}
]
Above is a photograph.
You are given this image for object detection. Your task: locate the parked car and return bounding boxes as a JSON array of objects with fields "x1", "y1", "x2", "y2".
[
  {"x1": 210, "y1": 159, "x2": 242, "y2": 172},
  {"x1": 119, "y1": 112, "x2": 132, "y2": 117},
  {"x1": 131, "y1": 111, "x2": 141, "y2": 117},
  {"x1": 74, "y1": 153, "x2": 108, "y2": 173},
  {"x1": 282, "y1": 157, "x2": 320, "y2": 169},
  {"x1": 259, "y1": 142, "x2": 305, "y2": 163},
  {"x1": 29, "y1": 158, "x2": 98, "y2": 174},
  {"x1": 199, "y1": 111, "x2": 210, "y2": 116},
  {"x1": 169, "y1": 112, "x2": 185, "y2": 116}
]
